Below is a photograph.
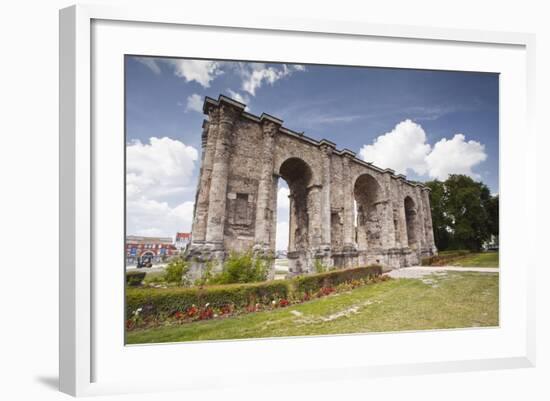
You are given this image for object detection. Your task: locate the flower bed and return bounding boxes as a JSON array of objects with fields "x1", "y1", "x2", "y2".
[{"x1": 126, "y1": 265, "x2": 386, "y2": 330}]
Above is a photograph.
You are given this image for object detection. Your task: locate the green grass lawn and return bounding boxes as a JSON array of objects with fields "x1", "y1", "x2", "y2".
[
  {"x1": 448, "y1": 252, "x2": 499, "y2": 267},
  {"x1": 126, "y1": 271, "x2": 498, "y2": 344}
]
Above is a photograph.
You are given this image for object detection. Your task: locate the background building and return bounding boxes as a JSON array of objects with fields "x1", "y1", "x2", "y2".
[
  {"x1": 175, "y1": 232, "x2": 192, "y2": 252},
  {"x1": 125, "y1": 235, "x2": 177, "y2": 266}
]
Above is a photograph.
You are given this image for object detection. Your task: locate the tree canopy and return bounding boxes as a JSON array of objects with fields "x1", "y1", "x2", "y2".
[{"x1": 425, "y1": 174, "x2": 498, "y2": 251}]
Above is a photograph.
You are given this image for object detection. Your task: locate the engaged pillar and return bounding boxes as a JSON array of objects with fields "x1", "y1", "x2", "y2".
[
  {"x1": 422, "y1": 187, "x2": 437, "y2": 255},
  {"x1": 320, "y1": 141, "x2": 334, "y2": 251},
  {"x1": 190, "y1": 113, "x2": 219, "y2": 245},
  {"x1": 342, "y1": 151, "x2": 356, "y2": 251},
  {"x1": 254, "y1": 115, "x2": 281, "y2": 254},
  {"x1": 204, "y1": 102, "x2": 242, "y2": 248}
]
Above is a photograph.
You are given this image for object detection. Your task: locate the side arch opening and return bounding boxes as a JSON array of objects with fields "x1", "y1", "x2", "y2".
[
  {"x1": 276, "y1": 157, "x2": 313, "y2": 274},
  {"x1": 353, "y1": 174, "x2": 383, "y2": 251}
]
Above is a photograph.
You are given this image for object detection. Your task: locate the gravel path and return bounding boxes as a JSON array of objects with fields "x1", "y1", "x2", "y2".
[{"x1": 388, "y1": 265, "x2": 499, "y2": 279}]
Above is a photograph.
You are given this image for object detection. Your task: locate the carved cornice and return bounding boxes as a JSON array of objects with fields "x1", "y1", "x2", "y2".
[
  {"x1": 261, "y1": 120, "x2": 279, "y2": 138},
  {"x1": 260, "y1": 112, "x2": 283, "y2": 126},
  {"x1": 202, "y1": 93, "x2": 429, "y2": 191},
  {"x1": 341, "y1": 149, "x2": 356, "y2": 159},
  {"x1": 319, "y1": 139, "x2": 336, "y2": 156},
  {"x1": 207, "y1": 108, "x2": 220, "y2": 124},
  {"x1": 219, "y1": 103, "x2": 241, "y2": 125}
]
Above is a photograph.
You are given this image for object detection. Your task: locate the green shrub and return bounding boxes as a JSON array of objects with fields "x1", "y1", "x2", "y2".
[
  {"x1": 126, "y1": 280, "x2": 291, "y2": 318},
  {"x1": 164, "y1": 257, "x2": 190, "y2": 284},
  {"x1": 313, "y1": 258, "x2": 327, "y2": 273},
  {"x1": 421, "y1": 250, "x2": 471, "y2": 266},
  {"x1": 294, "y1": 265, "x2": 382, "y2": 293},
  {"x1": 438, "y1": 250, "x2": 470, "y2": 258},
  {"x1": 212, "y1": 250, "x2": 268, "y2": 284},
  {"x1": 126, "y1": 270, "x2": 146, "y2": 287}
]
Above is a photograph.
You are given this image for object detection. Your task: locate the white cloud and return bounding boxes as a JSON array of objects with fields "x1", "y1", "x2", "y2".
[
  {"x1": 126, "y1": 137, "x2": 198, "y2": 237},
  {"x1": 126, "y1": 197, "x2": 194, "y2": 237},
  {"x1": 134, "y1": 57, "x2": 222, "y2": 87},
  {"x1": 166, "y1": 59, "x2": 223, "y2": 87},
  {"x1": 359, "y1": 119, "x2": 487, "y2": 181},
  {"x1": 127, "y1": 137, "x2": 198, "y2": 199},
  {"x1": 135, "y1": 57, "x2": 161, "y2": 75},
  {"x1": 226, "y1": 89, "x2": 250, "y2": 107},
  {"x1": 311, "y1": 114, "x2": 362, "y2": 124},
  {"x1": 185, "y1": 93, "x2": 203, "y2": 113},
  {"x1": 238, "y1": 63, "x2": 306, "y2": 96},
  {"x1": 359, "y1": 119, "x2": 431, "y2": 175},
  {"x1": 426, "y1": 134, "x2": 487, "y2": 180}
]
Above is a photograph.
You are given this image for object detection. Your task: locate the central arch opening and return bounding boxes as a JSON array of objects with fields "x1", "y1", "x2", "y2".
[
  {"x1": 275, "y1": 157, "x2": 313, "y2": 274},
  {"x1": 353, "y1": 174, "x2": 383, "y2": 251}
]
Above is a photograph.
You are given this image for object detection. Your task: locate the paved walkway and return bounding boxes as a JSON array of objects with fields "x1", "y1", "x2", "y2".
[{"x1": 388, "y1": 265, "x2": 499, "y2": 279}]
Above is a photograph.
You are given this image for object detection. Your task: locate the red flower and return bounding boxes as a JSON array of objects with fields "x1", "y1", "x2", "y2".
[
  {"x1": 219, "y1": 304, "x2": 232, "y2": 315},
  {"x1": 317, "y1": 286, "x2": 335, "y2": 297},
  {"x1": 279, "y1": 299, "x2": 289, "y2": 307},
  {"x1": 173, "y1": 311, "x2": 185, "y2": 320},
  {"x1": 199, "y1": 307, "x2": 214, "y2": 320},
  {"x1": 187, "y1": 306, "x2": 198, "y2": 317}
]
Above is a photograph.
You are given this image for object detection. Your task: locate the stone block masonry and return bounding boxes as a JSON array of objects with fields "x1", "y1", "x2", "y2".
[{"x1": 186, "y1": 94, "x2": 437, "y2": 279}]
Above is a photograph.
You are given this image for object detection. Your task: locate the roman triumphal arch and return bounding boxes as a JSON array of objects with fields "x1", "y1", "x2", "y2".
[{"x1": 187, "y1": 95, "x2": 437, "y2": 278}]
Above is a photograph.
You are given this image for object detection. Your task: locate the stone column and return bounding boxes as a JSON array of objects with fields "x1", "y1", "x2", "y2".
[
  {"x1": 269, "y1": 177, "x2": 278, "y2": 252},
  {"x1": 288, "y1": 195, "x2": 296, "y2": 252},
  {"x1": 254, "y1": 120, "x2": 279, "y2": 254},
  {"x1": 308, "y1": 185, "x2": 323, "y2": 250},
  {"x1": 342, "y1": 154, "x2": 355, "y2": 250},
  {"x1": 422, "y1": 187, "x2": 437, "y2": 254},
  {"x1": 204, "y1": 104, "x2": 240, "y2": 247},
  {"x1": 414, "y1": 186, "x2": 427, "y2": 251},
  {"x1": 381, "y1": 171, "x2": 397, "y2": 249},
  {"x1": 191, "y1": 113, "x2": 219, "y2": 244},
  {"x1": 396, "y1": 179, "x2": 408, "y2": 248},
  {"x1": 320, "y1": 144, "x2": 333, "y2": 250}
]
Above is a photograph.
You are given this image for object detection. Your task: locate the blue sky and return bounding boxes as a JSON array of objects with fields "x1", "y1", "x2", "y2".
[{"x1": 125, "y1": 56, "x2": 498, "y2": 247}]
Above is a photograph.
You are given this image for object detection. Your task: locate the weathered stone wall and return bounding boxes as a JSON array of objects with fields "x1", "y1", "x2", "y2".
[{"x1": 187, "y1": 95, "x2": 437, "y2": 279}]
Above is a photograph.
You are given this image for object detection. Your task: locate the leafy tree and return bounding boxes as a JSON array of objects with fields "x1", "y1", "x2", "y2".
[
  {"x1": 486, "y1": 194, "x2": 499, "y2": 237},
  {"x1": 425, "y1": 179, "x2": 452, "y2": 251},
  {"x1": 425, "y1": 175, "x2": 498, "y2": 251}
]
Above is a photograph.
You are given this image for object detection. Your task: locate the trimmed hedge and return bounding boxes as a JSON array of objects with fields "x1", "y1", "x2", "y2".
[
  {"x1": 126, "y1": 265, "x2": 383, "y2": 319},
  {"x1": 421, "y1": 250, "x2": 470, "y2": 266},
  {"x1": 126, "y1": 270, "x2": 146, "y2": 287},
  {"x1": 127, "y1": 280, "x2": 290, "y2": 318},
  {"x1": 294, "y1": 265, "x2": 383, "y2": 293}
]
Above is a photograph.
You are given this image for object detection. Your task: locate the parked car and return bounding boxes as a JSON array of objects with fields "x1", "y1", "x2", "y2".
[{"x1": 137, "y1": 256, "x2": 153, "y2": 268}]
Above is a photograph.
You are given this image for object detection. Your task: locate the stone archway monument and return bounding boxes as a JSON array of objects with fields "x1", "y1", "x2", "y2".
[{"x1": 187, "y1": 94, "x2": 437, "y2": 278}]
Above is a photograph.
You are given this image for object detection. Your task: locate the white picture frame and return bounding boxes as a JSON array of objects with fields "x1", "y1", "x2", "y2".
[{"x1": 59, "y1": 4, "x2": 536, "y2": 397}]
